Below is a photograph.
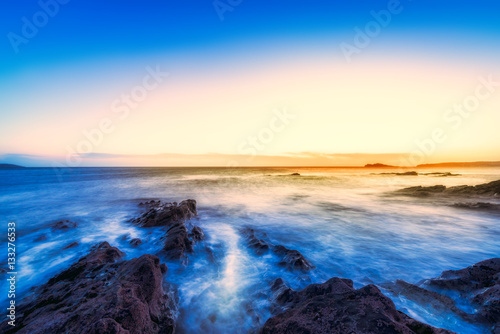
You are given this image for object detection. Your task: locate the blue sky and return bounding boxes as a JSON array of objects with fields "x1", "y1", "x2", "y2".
[{"x1": 1, "y1": 0, "x2": 500, "y2": 166}]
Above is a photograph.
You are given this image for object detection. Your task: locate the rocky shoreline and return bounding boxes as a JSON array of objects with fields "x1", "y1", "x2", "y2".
[{"x1": 3, "y1": 198, "x2": 499, "y2": 333}]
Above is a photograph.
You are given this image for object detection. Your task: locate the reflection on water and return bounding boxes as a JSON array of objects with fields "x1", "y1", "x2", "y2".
[{"x1": 0, "y1": 167, "x2": 499, "y2": 333}]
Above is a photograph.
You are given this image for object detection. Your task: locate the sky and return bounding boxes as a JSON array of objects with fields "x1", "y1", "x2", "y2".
[{"x1": 0, "y1": 0, "x2": 499, "y2": 167}]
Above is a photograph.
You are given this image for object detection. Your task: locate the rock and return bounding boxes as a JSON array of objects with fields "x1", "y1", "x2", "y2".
[
  {"x1": 132, "y1": 200, "x2": 203, "y2": 260},
  {"x1": 62, "y1": 241, "x2": 79, "y2": 249},
  {"x1": 242, "y1": 228, "x2": 272, "y2": 255},
  {"x1": 378, "y1": 171, "x2": 419, "y2": 176},
  {"x1": 290, "y1": 173, "x2": 301, "y2": 176},
  {"x1": 262, "y1": 277, "x2": 454, "y2": 334},
  {"x1": 50, "y1": 220, "x2": 78, "y2": 231},
  {"x1": 427, "y1": 258, "x2": 500, "y2": 293},
  {"x1": 241, "y1": 227, "x2": 314, "y2": 271},
  {"x1": 189, "y1": 226, "x2": 205, "y2": 241},
  {"x1": 34, "y1": 234, "x2": 48, "y2": 242},
  {"x1": 272, "y1": 245, "x2": 315, "y2": 271},
  {"x1": 130, "y1": 238, "x2": 143, "y2": 247},
  {"x1": 162, "y1": 222, "x2": 194, "y2": 260},
  {"x1": 1, "y1": 242, "x2": 176, "y2": 334},
  {"x1": 427, "y1": 258, "x2": 500, "y2": 330},
  {"x1": 381, "y1": 280, "x2": 471, "y2": 322},
  {"x1": 131, "y1": 199, "x2": 197, "y2": 227},
  {"x1": 383, "y1": 258, "x2": 500, "y2": 332},
  {"x1": 451, "y1": 202, "x2": 500, "y2": 211},
  {"x1": 396, "y1": 180, "x2": 500, "y2": 197},
  {"x1": 395, "y1": 185, "x2": 447, "y2": 197},
  {"x1": 422, "y1": 172, "x2": 461, "y2": 177}
]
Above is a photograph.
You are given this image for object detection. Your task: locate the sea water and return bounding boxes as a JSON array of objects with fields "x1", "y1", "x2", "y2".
[{"x1": 0, "y1": 167, "x2": 499, "y2": 333}]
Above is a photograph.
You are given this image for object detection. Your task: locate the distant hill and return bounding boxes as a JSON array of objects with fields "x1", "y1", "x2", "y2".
[
  {"x1": 364, "y1": 163, "x2": 396, "y2": 168},
  {"x1": 0, "y1": 163, "x2": 25, "y2": 169},
  {"x1": 417, "y1": 161, "x2": 500, "y2": 168}
]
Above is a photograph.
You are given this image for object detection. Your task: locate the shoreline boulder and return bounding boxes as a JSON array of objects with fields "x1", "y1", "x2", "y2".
[{"x1": 2, "y1": 242, "x2": 176, "y2": 334}]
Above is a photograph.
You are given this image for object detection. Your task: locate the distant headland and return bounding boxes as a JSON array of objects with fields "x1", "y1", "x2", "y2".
[{"x1": 0, "y1": 163, "x2": 25, "y2": 169}]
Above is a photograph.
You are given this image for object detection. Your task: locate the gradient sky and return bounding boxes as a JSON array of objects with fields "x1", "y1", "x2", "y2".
[{"x1": 1, "y1": 0, "x2": 499, "y2": 166}]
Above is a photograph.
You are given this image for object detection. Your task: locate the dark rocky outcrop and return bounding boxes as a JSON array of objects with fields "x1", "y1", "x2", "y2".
[
  {"x1": 241, "y1": 228, "x2": 314, "y2": 271},
  {"x1": 272, "y1": 245, "x2": 314, "y2": 271},
  {"x1": 451, "y1": 202, "x2": 500, "y2": 212},
  {"x1": 62, "y1": 241, "x2": 79, "y2": 250},
  {"x1": 132, "y1": 200, "x2": 204, "y2": 260},
  {"x1": 381, "y1": 280, "x2": 471, "y2": 322},
  {"x1": 189, "y1": 226, "x2": 205, "y2": 242},
  {"x1": 377, "y1": 171, "x2": 418, "y2": 176},
  {"x1": 131, "y1": 199, "x2": 197, "y2": 227},
  {"x1": 262, "y1": 277, "x2": 454, "y2": 334},
  {"x1": 427, "y1": 258, "x2": 500, "y2": 330},
  {"x1": 396, "y1": 180, "x2": 500, "y2": 197},
  {"x1": 130, "y1": 238, "x2": 143, "y2": 247},
  {"x1": 382, "y1": 258, "x2": 500, "y2": 333},
  {"x1": 50, "y1": 220, "x2": 78, "y2": 231},
  {"x1": 1, "y1": 242, "x2": 176, "y2": 334}
]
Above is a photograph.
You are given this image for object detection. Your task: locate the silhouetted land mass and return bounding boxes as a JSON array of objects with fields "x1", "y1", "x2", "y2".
[{"x1": 0, "y1": 163, "x2": 25, "y2": 169}]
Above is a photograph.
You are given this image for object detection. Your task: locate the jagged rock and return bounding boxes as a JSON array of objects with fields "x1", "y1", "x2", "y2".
[
  {"x1": 130, "y1": 238, "x2": 143, "y2": 247},
  {"x1": 262, "y1": 277, "x2": 454, "y2": 334},
  {"x1": 242, "y1": 228, "x2": 272, "y2": 255},
  {"x1": 131, "y1": 199, "x2": 197, "y2": 227},
  {"x1": 396, "y1": 180, "x2": 500, "y2": 197},
  {"x1": 1, "y1": 242, "x2": 176, "y2": 334},
  {"x1": 241, "y1": 228, "x2": 314, "y2": 271},
  {"x1": 50, "y1": 220, "x2": 78, "y2": 231},
  {"x1": 272, "y1": 245, "x2": 314, "y2": 271},
  {"x1": 378, "y1": 171, "x2": 419, "y2": 176},
  {"x1": 395, "y1": 185, "x2": 447, "y2": 197},
  {"x1": 34, "y1": 235, "x2": 48, "y2": 242},
  {"x1": 381, "y1": 280, "x2": 471, "y2": 322},
  {"x1": 452, "y1": 202, "x2": 500, "y2": 211},
  {"x1": 131, "y1": 200, "x2": 203, "y2": 259},
  {"x1": 62, "y1": 241, "x2": 79, "y2": 250},
  {"x1": 189, "y1": 226, "x2": 205, "y2": 241},
  {"x1": 427, "y1": 258, "x2": 500, "y2": 330},
  {"x1": 162, "y1": 222, "x2": 194, "y2": 260}
]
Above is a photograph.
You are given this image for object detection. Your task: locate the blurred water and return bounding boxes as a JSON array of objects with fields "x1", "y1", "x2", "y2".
[{"x1": 0, "y1": 167, "x2": 499, "y2": 333}]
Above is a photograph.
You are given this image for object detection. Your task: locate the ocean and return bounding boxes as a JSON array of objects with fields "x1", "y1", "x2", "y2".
[{"x1": 1, "y1": 166, "x2": 499, "y2": 333}]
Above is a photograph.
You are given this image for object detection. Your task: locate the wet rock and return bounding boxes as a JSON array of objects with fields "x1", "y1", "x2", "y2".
[
  {"x1": 162, "y1": 222, "x2": 194, "y2": 260},
  {"x1": 272, "y1": 245, "x2": 314, "y2": 271},
  {"x1": 451, "y1": 202, "x2": 500, "y2": 211},
  {"x1": 189, "y1": 226, "x2": 205, "y2": 241},
  {"x1": 382, "y1": 258, "x2": 500, "y2": 333},
  {"x1": 132, "y1": 200, "x2": 203, "y2": 260},
  {"x1": 427, "y1": 258, "x2": 500, "y2": 293},
  {"x1": 130, "y1": 238, "x2": 143, "y2": 247},
  {"x1": 426, "y1": 258, "x2": 500, "y2": 330},
  {"x1": 422, "y1": 172, "x2": 461, "y2": 177},
  {"x1": 62, "y1": 241, "x2": 79, "y2": 250},
  {"x1": 1, "y1": 242, "x2": 176, "y2": 334},
  {"x1": 381, "y1": 280, "x2": 471, "y2": 322},
  {"x1": 396, "y1": 180, "x2": 500, "y2": 197},
  {"x1": 131, "y1": 199, "x2": 197, "y2": 227},
  {"x1": 34, "y1": 234, "x2": 48, "y2": 242},
  {"x1": 50, "y1": 220, "x2": 78, "y2": 231},
  {"x1": 262, "y1": 277, "x2": 453, "y2": 334},
  {"x1": 395, "y1": 185, "x2": 447, "y2": 197},
  {"x1": 241, "y1": 228, "x2": 314, "y2": 271},
  {"x1": 242, "y1": 228, "x2": 272, "y2": 255},
  {"x1": 378, "y1": 171, "x2": 419, "y2": 176}
]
